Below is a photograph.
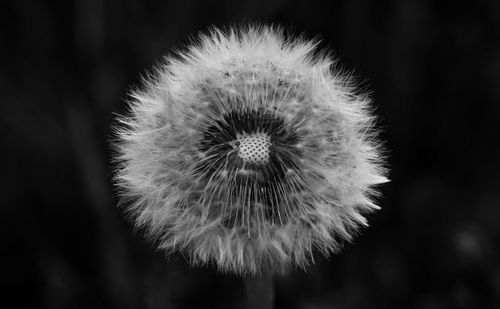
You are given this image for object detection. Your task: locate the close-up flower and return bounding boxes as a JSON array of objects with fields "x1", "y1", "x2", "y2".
[
  {"x1": 113, "y1": 25, "x2": 388, "y2": 275},
  {"x1": 7, "y1": 1, "x2": 499, "y2": 307}
]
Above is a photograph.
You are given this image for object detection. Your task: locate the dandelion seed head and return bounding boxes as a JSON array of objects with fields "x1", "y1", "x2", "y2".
[{"x1": 113, "y1": 25, "x2": 389, "y2": 275}]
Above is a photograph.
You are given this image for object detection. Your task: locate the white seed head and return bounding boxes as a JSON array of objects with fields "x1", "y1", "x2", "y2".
[{"x1": 113, "y1": 25, "x2": 389, "y2": 275}]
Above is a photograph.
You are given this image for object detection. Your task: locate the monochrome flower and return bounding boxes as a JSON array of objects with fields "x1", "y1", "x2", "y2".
[{"x1": 113, "y1": 25, "x2": 388, "y2": 275}]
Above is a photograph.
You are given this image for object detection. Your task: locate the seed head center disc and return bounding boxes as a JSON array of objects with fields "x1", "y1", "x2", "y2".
[{"x1": 234, "y1": 132, "x2": 271, "y2": 165}]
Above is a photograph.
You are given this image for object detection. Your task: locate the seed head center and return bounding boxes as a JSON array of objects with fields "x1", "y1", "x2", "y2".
[{"x1": 234, "y1": 132, "x2": 271, "y2": 165}]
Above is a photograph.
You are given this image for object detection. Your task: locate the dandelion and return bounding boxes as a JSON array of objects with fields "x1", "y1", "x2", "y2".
[{"x1": 113, "y1": 25, "x2": 388, "y2": 275}]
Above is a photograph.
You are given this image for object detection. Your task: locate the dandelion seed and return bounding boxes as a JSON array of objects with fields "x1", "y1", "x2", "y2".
[{"x1": 113, "y1": 25, "x2": 389, "y2": 275}]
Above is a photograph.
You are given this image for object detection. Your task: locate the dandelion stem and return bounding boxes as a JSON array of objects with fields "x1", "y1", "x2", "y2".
[{"x1": 245, "y1": 275, "x2": 274, "y2": 309}]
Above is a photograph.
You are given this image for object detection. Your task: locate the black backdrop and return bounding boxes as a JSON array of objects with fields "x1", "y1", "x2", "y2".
[{"x1": 2, "y1": 0, "x2": 500, "y2": 308}]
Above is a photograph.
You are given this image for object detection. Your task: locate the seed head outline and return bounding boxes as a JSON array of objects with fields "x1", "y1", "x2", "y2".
[{"x1": 113, "y1": 25, "x2": 388, "y2": 275}]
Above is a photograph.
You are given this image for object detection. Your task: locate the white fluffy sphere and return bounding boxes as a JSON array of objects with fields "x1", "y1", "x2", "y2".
[{"x1": 113, "y1": 25, "x2": 388, "y2": 275}]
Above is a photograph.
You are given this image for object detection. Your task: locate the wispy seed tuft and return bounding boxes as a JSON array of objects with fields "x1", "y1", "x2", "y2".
[{"x1": 113, "y1": 25, "x2": 389, "y2": 275}]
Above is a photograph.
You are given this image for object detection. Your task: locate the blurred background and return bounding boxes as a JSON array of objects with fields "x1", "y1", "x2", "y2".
[{"x1": 2, "y1": 0, "x2": 500, "y2": 308}]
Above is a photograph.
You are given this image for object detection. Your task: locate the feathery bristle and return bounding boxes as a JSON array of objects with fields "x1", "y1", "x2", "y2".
[{"x1": 113, "y1": 25, "x2": 388, "y2": 275}]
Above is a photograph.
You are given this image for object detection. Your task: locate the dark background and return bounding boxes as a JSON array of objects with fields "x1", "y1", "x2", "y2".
[{"x1": 2, "y1": 0, "x2": 500, "y2": 308}]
